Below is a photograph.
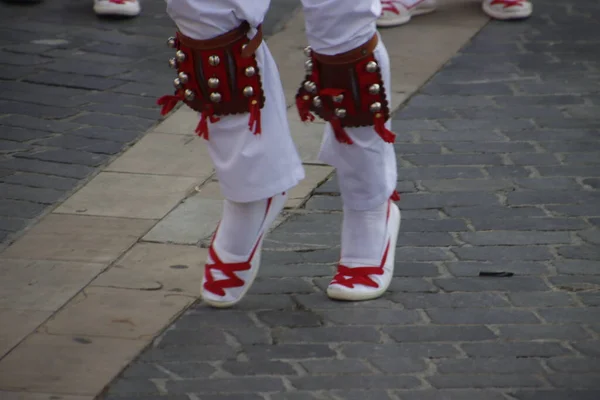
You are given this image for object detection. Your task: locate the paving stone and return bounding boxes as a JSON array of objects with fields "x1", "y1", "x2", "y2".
[
  {"x1": 341, "y1": 343, "x2": 460, "y2": 359},
  {"x1": 289, "y1": 375, "x2": 421, "y2": 391},
  {"x1": 391, "y1": 292, "x2": 511, "y2": 309},
  {"x1": 510, "y1": 390, "x2": 600, "y2": 400},
  {"x1": 400, "y1": 220, "x2": 468, "y2": 233},
  {"x1": 545, "y1": 373, "x2": 600, "y2": 389},
  {"x1": 0, "y1": 172, "x2": 79, "y2": 191},
  {"x1": 435, "y1": 358, "x2": 545, "y2": 375},
  {"x1": 167, "y1": 377, "x2": 286, "y2": 394},
  {"x1": 369, "y1": 357, "x2": 428, "y2": 374},
  {"x1": 427, "y1": 374, "x2": 545, "y2": 389},
  {"x1": 547, "y1": 357, "x2": 600, "y2": 373},
  {"x1": 508, "y1": 292, "x2": 577, "y2": 307},
  {"x1": 398, "y1": 390, "x2": 509, "y2": 400},
  {"x1": 244, "y1": 344, "x2": 336, "y2": 360},
  {"x1": 393, "y1": 262, "x2": 441, "y2": 277},
  {"x1": 427, "y1": 309, "x2": 540, "y2": 325},
  {"x1": 444, "y1": 205, "x2": 546, "y2": 219},
  {"x1": 300, "y1": 359, "x2": 372, "y2": 374},
  {"x1": 452, "y1": 245, "x2": 554, "y2": 261},
  {"x1": 257, "y1": 311, "x2": 322, "y2": 328},
  {"x1": 555, "y1": 260, "x2": 600, "y2": 275},
  {"x1": 384, "y1": 326, "x2": 496, "y2": 343},
  {"x1": 445, "y1": 261, "x2": 551, "y2": 277},
  {"x1": 571, "y1": 341, "x2": 600, "y2": 357},
  {"x1": 469, "y1": 217, "x2": 589, "y2": 231},
  {"x1": 578, "y1": 292, "x2": 600, "y2": 306},
  {"x1": 495, "y1": 325, "x2": 591, "y2": 341},
  {"x1": 459, "y1": 231, "x2": 572, "y2": 246},
  {"x1": 316, "y1": 309, "x2": 422, "y2": 326},
  {"x1": 222, "y1": 361, "x2": 297, "y2": 376},
  {"x1": 557, "y1": 246, "x2": 600, "y2": 261},
  {"x1": 0, "y1": 182, "x2": 66, "y2": 204},
  {"x1": 461, "y1": 342, "x2": 571, "y2": 358}
]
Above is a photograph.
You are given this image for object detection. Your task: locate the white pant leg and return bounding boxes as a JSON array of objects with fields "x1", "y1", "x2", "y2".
[
  {"x1": 301, "y1": 0, "x2": 397, "y2": 211},
  {"x1": 166, "y1": 1, "x2": 305, "y2": 203}
]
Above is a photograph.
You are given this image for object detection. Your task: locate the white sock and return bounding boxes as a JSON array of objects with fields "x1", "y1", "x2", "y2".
[
  {"x1": 340, "y1": 201, "x2": 388, "y2": 267},
  {"x1": 213, "y1": 198, "x2": 270, "y2": 257}
]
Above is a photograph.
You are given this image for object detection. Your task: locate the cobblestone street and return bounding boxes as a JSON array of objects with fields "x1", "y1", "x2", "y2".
[
  {"x1": 101, "y1": 1, "x2": 600, "y2": 399},
  {"x1": 0, "y1": 0, "x2": 298, "y2": 248}
]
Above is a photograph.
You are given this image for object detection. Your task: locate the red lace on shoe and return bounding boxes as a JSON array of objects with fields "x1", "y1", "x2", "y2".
[
  {"x1": 381, "y1": 0, "x2": 401, "y2": 14},
  {"x1": 331, "y1": 242, "x2": 391, "y2": 289},
  {"x1": 490, "y1": 0, "x2": 526, "y2": 8},
  {"x1": 202, "y1": 198, "x2": 273, "y2": 297}
]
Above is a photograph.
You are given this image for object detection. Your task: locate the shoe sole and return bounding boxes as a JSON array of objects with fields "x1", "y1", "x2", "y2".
[
  {"x1": 482, "y1": 3, "x2": 532, "y2": 20},
  {"x1": 94, "y1": 3, "x2": 140, "y2": 16},
  {"x1": 327, "y1": 203, "x2": 402, "y2": 301},
  {"x1": 376, "y1": 6, "x2": 436, "y2": 27}
]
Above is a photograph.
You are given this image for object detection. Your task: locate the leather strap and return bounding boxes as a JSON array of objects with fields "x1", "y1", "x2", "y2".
[
  {"x1": 313, "y1": 33, "x2": 379, "y2": 65},
  {"x1": 176, "y1": 22, "x2": 263, "y2": 58}
]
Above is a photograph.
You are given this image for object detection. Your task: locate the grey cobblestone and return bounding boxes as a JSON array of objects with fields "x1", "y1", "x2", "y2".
[{"x1": 102, "y1": 2, "x2": 600, "y2": 398}]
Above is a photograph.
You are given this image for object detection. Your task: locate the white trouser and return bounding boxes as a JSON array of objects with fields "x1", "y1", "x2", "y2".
[{"x1": 166, "y1": 0, "x2": 397, "y2": 210}]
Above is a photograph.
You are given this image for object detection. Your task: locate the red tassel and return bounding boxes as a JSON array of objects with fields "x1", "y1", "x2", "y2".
[
  {"x1": 374, "y1": 117, "x2": 396, "y2": 143},
  {"x1": 391, "y1": 190, "x2": 401, "y2": 202},
  {"x1": 330, "y1": 118, "x2": 353, "y2": 145},
  {"x1": 296, "y1": 95, "x2": 314, "y2": 122},
  {"x1": 196, "y1": 112, "x2": 209, "y2": 140},
  {"x1": 195, "y1": 107, "x2": 220, "y2": 140},
  {"x1": 248, "y1": 99, "x2": 262, "y2": 135},
  {"x1": 157, "y1": 94, "x2": 183, "y2": 116}
]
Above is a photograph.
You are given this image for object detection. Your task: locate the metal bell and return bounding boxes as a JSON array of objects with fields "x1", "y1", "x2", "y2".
[
  {"x1": 208, "y1": 55, "x2": 220, "y2": 66},
  {"x1": 175, "y1": 50, "x2": 186, "y2": 62},
  {"x1": 303, "y1": 81, "x2": 317, "y2": 93},
  {"x1": 184, "y1": 89, "x2": 195, "y2": 101},
  {"x1": 208, "y1": 77, "x2": 220, "y2": 89},
  {"x1": 167, "y1": 37, "x2": 177, "y2": 48},
  {"x1": 333, "y1": 94, "x2": 344, "y2": 103},
  {"x1": 369, "y1": 84, "x2": 381, "y2": 95},
  {"x1": 334, "y1": 108, "x2": 347, "y2": 118},
  {"x1": 168, "y1": 58, "x2": 177, "y2": 69},
  {"x1": 303, "y1": 46, "x2": 312, "y2": 57},
  {"x1": 366, "y1": 61, "x2": 378, "y2": 73},
  {"x1": 305, "y1": 60, "x2": 313, "y2": 72},
  {"x1": 243, "y1": 86, "x2": 254, "y2": 97},
  {"x1": 370, "y1": 102, "x2": 382, "y2": 113},
  {"x1": 210, "y1": 92, "x2": 222, "y2": 103},
  {"x1": 312, "y1": 96, "x2": 322, "y2": 108},
  {"x1": 245, "y1": 66, "x2": 256, "y2": 77},
  {"x1": 178, "y1": 72, "x2": 188, "y2": 84},
  {"x1": 173, "y1": 78, "x2": 182, "y2": 89}
]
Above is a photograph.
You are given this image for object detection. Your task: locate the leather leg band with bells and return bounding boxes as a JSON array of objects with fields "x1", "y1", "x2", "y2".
[
  {"x1": 157, "y1": 22, "x2": 266, "y2": 139},
  {"x1": 295, "y1": 34, "x2": 396, "y2": 145}
]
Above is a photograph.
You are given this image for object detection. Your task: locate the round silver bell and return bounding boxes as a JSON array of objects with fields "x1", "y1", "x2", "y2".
[
  {"x1": 303, "y1": 81, "x2": 317, "y2": 93},
  {"x1": 173, "y1": 78, "x2": 182, "y2": 89},
  {"x1": 167, "y1": 37, "x2": 177, "y2": 48},
  {"x1": 370, "y1": 102, "x2": 382, "y2": 113},
  {"x1": 369, "y1": 84, "x2": 381, "y2": 95},
  {"x1": 333, "y1": 94, "x2": 344, "y2": 103},
  {"x1": 335, "y1": 108, "x2": 347, "y2": 119},
  {"x1": 305, "y1": 60, "x2": 313, "y2": 72},
  {"x1": 366, "y1": 61, "x2": 379, "y2": 73},
  {"x1": 175, "y1": 50, "x2": 186, "y2": 62},
  {"x1": 303, "y1": 46, "x2": 312, "y2": 57},
  {"x1": 312, "y1": 96, "x2": 322, "y2": 108},
  {"x1": 178, "y1": 72, "x2": 188, "y2": 84},
  {"x1": 207, "y1": 77, "x2": 220, "y2": 89},
  {"x1": 184, "y1": 89, "x2": 195, "y2": 101},
  {"x1": 210, "y1": 92, "x2": 222, "y2": 103},
  {"x1": 243, "y1": 86, "x2": 254, "y2": 97},
  {"x1": 168, "y1": 58, "x2": 177, "y2": 69},
  {"x1": 245, "y1": 66, "x2": 256, "y2": 77},
  {"x1": 241, "y1": 44, "x2": 247, "y2": 52},
  {"x1": 208, "y1": 55, "x2": 220, "y2": 66}
]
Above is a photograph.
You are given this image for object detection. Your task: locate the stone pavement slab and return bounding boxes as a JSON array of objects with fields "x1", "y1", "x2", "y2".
[{"x1": 100, "y1": 0, "x2": 600, "y2": 399}]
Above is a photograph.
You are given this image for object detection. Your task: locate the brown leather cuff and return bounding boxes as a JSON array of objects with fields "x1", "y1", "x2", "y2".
[
  {"x1": 313, "y1": 33, "x2": 379, "y2": 65},
  {"x1": 176, "y1": 22, "x2": 263, "y2": 58}
]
